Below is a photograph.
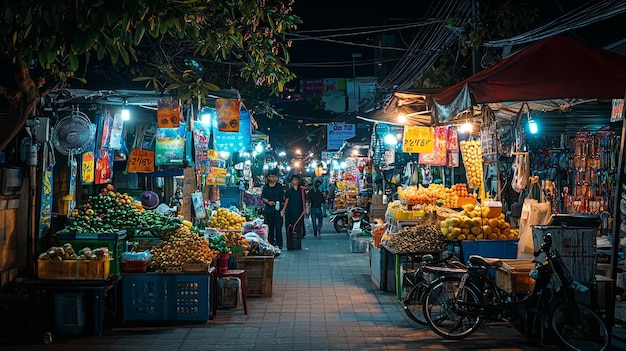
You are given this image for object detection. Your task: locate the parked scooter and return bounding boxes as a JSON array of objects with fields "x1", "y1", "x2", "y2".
[{"x1": 329, "y1": 207, "x2": 370, "y2": 235}]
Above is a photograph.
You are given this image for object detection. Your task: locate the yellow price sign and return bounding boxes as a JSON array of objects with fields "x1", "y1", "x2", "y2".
[
  {"x1": 128, "y1": 149, "x2": 155, "y2": 173},
  {"x1": 81, "y1": 151, "x2": 94, "y2": 183},
  {"x1": 402, "y1": 126, "x2": 434, "y2": 153}
]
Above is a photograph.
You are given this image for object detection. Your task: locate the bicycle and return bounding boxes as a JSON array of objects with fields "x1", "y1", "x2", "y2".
[
  {"x1": 401, "y1": 254, "x2": 467, "y2": 325},
  {"x1": 422, "y1": 232, "x2": 608, "y2": 351}
]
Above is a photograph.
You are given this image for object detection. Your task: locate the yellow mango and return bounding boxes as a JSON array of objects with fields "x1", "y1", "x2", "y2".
[
  {"x1": 470, "y1": 226, "x2": 481, "y2": 235},
  {"x1": 441, "y1": 227, "x2": 450, "y2": 235},
  {"x1": 488, "y1": 218, "x2": 498, "y2": 228},
  {"x1": 498, "y1": 234, "x2": 508, "y2": 240},
  {"x1": 476, "y1": 234, "x2": 484, "y2": 240},
  {"x1": 492, "y1": 227, "x2": 501, "y2": 235},
  {"x1": 461, "y1": 228, "x2": 470, "y2": 235},
  {"x1": 452, "y1": 227, "x2": 462, "y2": 235},
  {"x1": 488, "y1": 233, "x2": 498, "y2": 240},
  {"x1": 482, "y1": 225, "x2": 492, "y2": 235},
  {"x1": 457, "y1": 234, "x2": 467, "y2": 241},
  {"x1": 498, "y1": 213, "x2": 505, "y2": 220}
]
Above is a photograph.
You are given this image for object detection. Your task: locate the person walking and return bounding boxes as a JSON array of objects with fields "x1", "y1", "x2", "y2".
[
  {"x1": 281, "y1": 174, "x2": 306, "y2": 250},
  {"x1": 308, "y1": 179, "x2": 325, "y2": 237},
  {"x1": 261, "y1": 169, "x2": 285, "y2": 249}
]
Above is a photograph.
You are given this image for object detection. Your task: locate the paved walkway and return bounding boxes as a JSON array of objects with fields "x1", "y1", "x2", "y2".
[{"x1": 2, "y1": 220, "x2": 625, "y2": 350}]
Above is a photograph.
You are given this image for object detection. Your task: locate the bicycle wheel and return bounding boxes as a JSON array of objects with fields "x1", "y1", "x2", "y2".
[
  {"x1": 403, "y1": 282, "x2": 429, "y2": 325},
  {"x1": 551, "y1": 302, "x2": 608, "y2": 351},
  {"x1": 423, "y1": 276, "x2": 481, "y2": 340}
]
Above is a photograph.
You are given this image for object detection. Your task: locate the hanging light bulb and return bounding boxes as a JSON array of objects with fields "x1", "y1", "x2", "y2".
[
  {"x1": 397, "y1": 113, "x2": 407, "y2": 123},
  {"x1": 201, "y1": 109, "x2": 212, "y2": 125},
  {"x1": 528, "y1": 115, "x2": 538, "y2": 134},
  {"x1": 383, "y1": 133, "x2": 397, "y2": 146},
  {"x1": 460, "y1": 120, "x2": 473, "y2": 133},
  {"x1": 121, "y1": 100, "x2": 130, "y2": 121}
]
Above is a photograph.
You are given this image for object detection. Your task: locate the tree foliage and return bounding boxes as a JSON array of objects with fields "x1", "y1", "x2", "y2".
[{"x1": 0, "y1": 0, "x2": 301, "y2": 150}]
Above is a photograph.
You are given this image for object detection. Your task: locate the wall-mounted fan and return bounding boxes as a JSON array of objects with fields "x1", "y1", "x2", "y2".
[
  {"x1": 51, "y1": 107, "x2": 95, "y2": 215},
  {"x1": 52, "y1": 108, "x2": 95, "y2": 161}
]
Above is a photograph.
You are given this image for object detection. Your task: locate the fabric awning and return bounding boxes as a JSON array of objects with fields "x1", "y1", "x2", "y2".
[{"x1": 428, "y1": 35, "x2": 626, "y2": 123}]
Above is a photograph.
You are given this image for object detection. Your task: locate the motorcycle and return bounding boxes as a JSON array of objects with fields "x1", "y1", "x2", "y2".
[
  {"x1": 329, "y1": 207, "x2": 370, "y2": 234},
  {"x1": 422, "y1": 232, "x2": 608, "y2": 350}
]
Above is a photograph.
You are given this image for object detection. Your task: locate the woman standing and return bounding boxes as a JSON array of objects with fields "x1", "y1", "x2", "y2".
[{"x1": 281, "y1": 175, "x2": 306, "y2": 250}]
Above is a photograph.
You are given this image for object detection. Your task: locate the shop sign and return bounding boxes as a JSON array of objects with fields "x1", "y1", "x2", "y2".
[
  {"x1": 327, "y1": 124, "x2": 356, "y2": 150},
  {"x1": 611, "y1": 99, "x2": 624, "y2": 122},
  {"x1": 216, "y1": 98, "x2": 240, "y2": 132},
  {"x1": 402, "y1": 126, "x2": 434, "y2": 153},
  {"x1": 157, "y1": 97, "x2": 181, "y2": 128},
  {"x1": 127, "y1": 149, "x2": 155, "y2": 173}
]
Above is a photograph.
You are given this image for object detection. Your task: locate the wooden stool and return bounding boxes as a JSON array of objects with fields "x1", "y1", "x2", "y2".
[{"x1": 214, "y1": 269, "x2": 248, "y2": 315}]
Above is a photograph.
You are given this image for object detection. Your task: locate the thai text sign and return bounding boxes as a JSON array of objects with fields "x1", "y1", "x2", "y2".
[
  {"x1": 128, "y1": 149, "x2": 155, "y2": 173},
  {"x1": 327, "y1": 124, "x2": 356, "y2": 150},
  {"x1": 403, "y1": 126, "x2": 434, "y2": 153}
]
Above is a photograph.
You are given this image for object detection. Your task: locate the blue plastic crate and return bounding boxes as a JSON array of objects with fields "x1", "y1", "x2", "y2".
[
  {"x1": 461, "y1": 239, "x2": 518, "y2": 264},
  {"x1": 170, "y1": 274, "x2": 211, "y2": 321},
  {"x1": 54, "y1": 293, "x2": 85, "y2": 334},
  {"x1": 122, "y1": 274, "x2": 168, "y2": 321}
]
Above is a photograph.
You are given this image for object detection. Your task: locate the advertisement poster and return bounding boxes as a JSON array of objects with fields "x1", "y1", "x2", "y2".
[
  {"x1": 216, "y1": 98, "x2": 241, "y2": 132},
  {"x1": 327, "y1": 123, "x2": 356, "y2": 150},
  {"x1": 447, "y1": 126, "x2": 459, "y2": 151},
  {"x1": 191, "y1": 191, "x2": 207, "y2": 219},
  {"x1": 95, "y1": 148, "x2": 112, "y2": 184},
  {"x1": 155, "y1": 123, "x2": 186, "y2": 166},
  {"x1": 611, "y1": 99, "x2": 624, "y2": 122},
  {"x1": 157, "y1": 97, "x2": 181, "y2": 128},
  {"x1": 213, "y1": 110, "x2": 251, "y2": 152},
  {"x1": 127, "y1": 149, "x2": 155, "y2": 173},
  {"x1": 194, "y1": 124, "x2": 210, "y2": 174},
  {"x1": 98, "y1": 110, "x2": 113, "y2": 149},
  {"x1": 207, "y1": 167, "x2": 227, "y2": 186},
  {"x1": 208, "y1": 149, "x2": 227, "y2": 168},
  {"x1": 419, "y1": 127, "x2": 448, "y2": 166},
  {"x1": 109, "y1": 113, "x2": 124, "y2": 150}
]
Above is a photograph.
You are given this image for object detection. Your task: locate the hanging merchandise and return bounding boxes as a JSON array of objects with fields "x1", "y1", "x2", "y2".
[
  {"x1": 511, "y1": 152, "x2": 530, "y2": 193},
  {"x1": 459, "y1": 138, "x2": 483, "y2": 189},
  {"x1": 216, "y1": 98, "x2": 240, "y2": 132},
  {"x1": 213, "y1": 110, "x2": 252, "y2": 152},
  {"x1": 157, "y1": 97, "x2": 182, "y2": 128},
  {"x1": 98, "y1": 109, "x2": 113, "y2": 149},
  {"x1": 481, "y1": 106, "x2": 498, "y2": 164},
  {"x1": 109, "y1": 113, "x2": 125, "y2": 150},
  {"x1": 191, "y1": 191, "x2": 207, "y2": 219},
  {"x1": 447, "y1": 127, "x2": 459, "y2": 152},
  {"x1": 448, "y1": 152, "x2": 459, "y2": 167},
  {"x1": 155, "y1": 123, "x2": 186, "y2": 166}
]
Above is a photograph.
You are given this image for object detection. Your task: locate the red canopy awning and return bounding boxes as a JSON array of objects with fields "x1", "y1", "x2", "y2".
[{"x1": 429, "y1": 35, "x2": 626, "y2": 122}]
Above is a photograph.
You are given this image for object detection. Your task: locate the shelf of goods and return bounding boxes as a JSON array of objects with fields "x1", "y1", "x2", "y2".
[
  {"x1": 233, "y1": 255, "x2": 274, "y2": 296},
  {"x1": 122, "y1": 272, "x2": 213, "y2": 323}
]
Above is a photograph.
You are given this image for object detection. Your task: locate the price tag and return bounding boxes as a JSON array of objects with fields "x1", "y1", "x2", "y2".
[
  {"x1": 402, "y1": 126, "x2": 434, "y2": 153},
  {"x1": 127, "y1": 149, "x2": 155, "y2": 173}
]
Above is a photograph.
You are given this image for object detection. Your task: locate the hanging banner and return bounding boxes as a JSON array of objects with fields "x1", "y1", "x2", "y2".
[
  {"x1": 80, "y1": 127, "x2": 96, "y2": 184},
  {"x1": 191, "y1": 191, "x2": 207, "y2": 219},
  {"x1": 207, "y1": 167, "x2": 227, "y2": 186},
  {"x1": 194, "y1": 124, "x2": 210, "y2": 174},
  {"x1": 208, "y1": 150, "x2": 227, "y2": 168},
  {"x1": 38, "y1": 166, "x2": 53, "y2": 239},
  {"x1": 327, "y1": 124, "x2": 356, "y2": 151},
  {"x1": 109, "y1": 113, "x2": 125, "y2": 150},
  {"x1": 216, "y1": 98, "x2": 241, "y2": 132},
  {"x1": 447, "y1": 126, "x2": 459, "y2": 151},
  {"x1": 213, "y1": 110, "x2": 252, "y2": 152},
  {"x1": 95, "y1": 148, "x2": 112, "y2": 184},
  {"x1": 127, "y1": 149, "x2": 155, "y2": 173},
  {"x1": 402, "y1": 126, "x2": 434, "y2": 153},
  {"x1": 155, "y1": 123, "x2": 186, "y2": 166},
  {"x1": 157, "y1": 97, "x2": 181, "y2": 128},
  {"x1": 419, "y1": 126, "x2": 448, "y2": 165},
  {"x1": 98, "y1": 110, "x2": 113, "y2": 149}
]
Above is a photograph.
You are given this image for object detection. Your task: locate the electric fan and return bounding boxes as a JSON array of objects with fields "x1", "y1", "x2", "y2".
[{"x1": 51, "y1": 107, "x2": 95, "y2": 215}]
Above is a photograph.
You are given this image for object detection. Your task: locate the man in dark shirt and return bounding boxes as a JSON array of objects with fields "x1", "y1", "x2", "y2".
[
  {"x1": 281, "y1": 174, "x2": 306, "y2": 249},
  {"x1": 308, "y1": 179, "x2": 325, "y2": 237},
  {"x1": 261, "y1": 169, "x2": 285, "y2": 249}
]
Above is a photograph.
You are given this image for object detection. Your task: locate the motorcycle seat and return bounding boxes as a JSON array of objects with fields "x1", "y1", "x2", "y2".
[
  {"x1": 468, "y1": 255, "x2": 503, "y2": 268},
  {"x1": 332, "y1": 209, "x2": 347, "y2": 214}
]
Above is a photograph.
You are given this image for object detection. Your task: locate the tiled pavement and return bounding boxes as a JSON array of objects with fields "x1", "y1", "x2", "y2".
[{"x1": 2, "y1": 220, "x2": 626, "y2": 350}]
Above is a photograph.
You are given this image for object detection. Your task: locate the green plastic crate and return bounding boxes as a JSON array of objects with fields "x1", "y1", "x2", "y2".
[{"x1": 54, "y1": 230, "x2": 127, "y2": 276}]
